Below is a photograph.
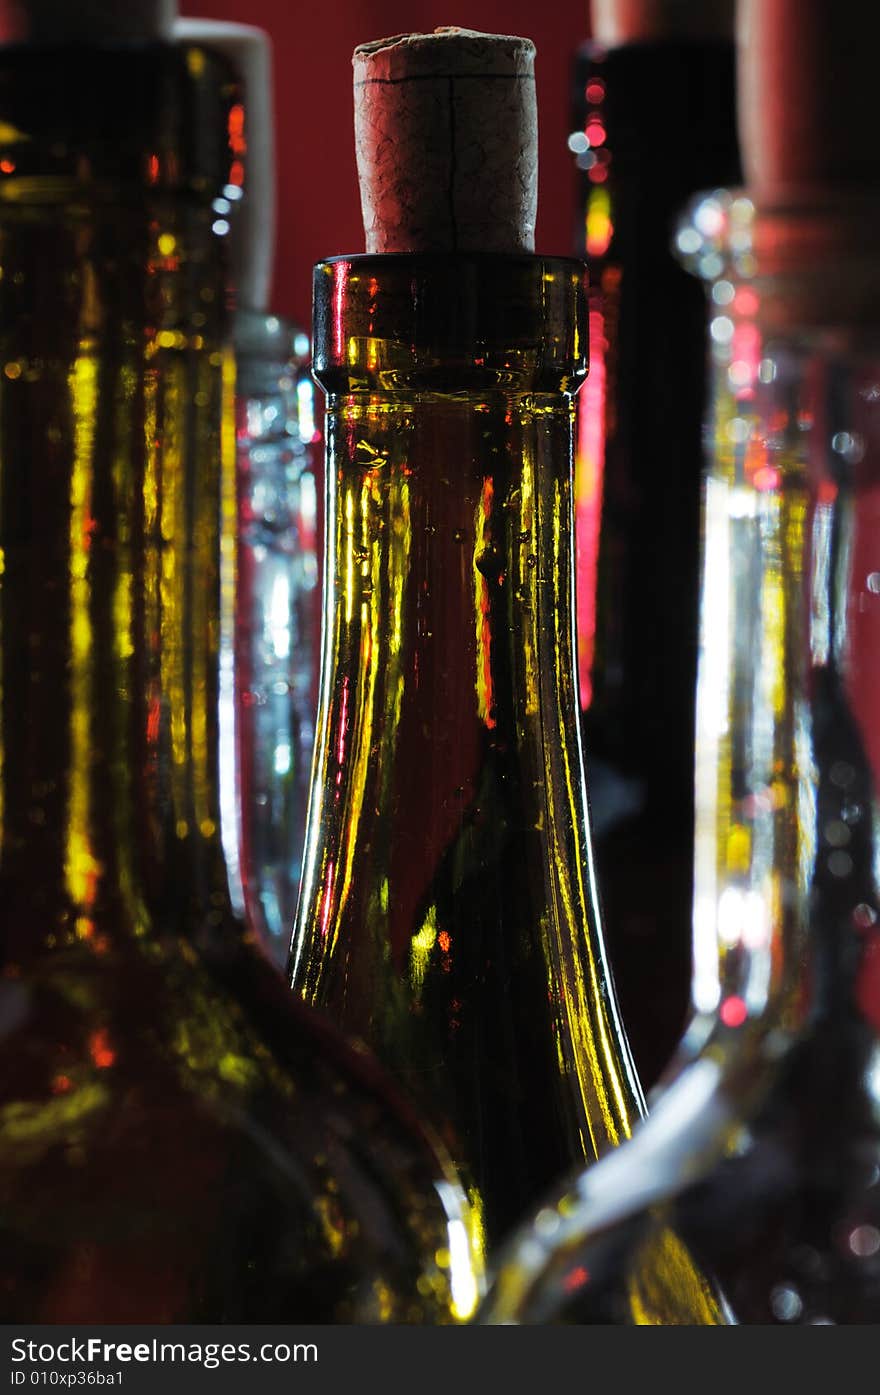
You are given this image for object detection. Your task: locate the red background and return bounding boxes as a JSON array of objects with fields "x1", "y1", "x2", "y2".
[{"x1": 182, "y1": 0, "x2": 591, "y2": 327}]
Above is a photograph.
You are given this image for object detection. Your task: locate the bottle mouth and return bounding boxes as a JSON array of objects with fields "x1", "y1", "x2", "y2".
[
  {"x1": 676, "y1": 187, "x2": 880, "y2": 332},
  {"x1": 311, "y1": 252, "x2": 588, "y2": 396}
]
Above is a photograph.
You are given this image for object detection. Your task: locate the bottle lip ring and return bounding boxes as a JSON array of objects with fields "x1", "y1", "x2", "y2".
[
  {"x1": 311, "y1": 251, "x2": 588, "y2": 396},
  {"x1": 677, "y1": 186, "x2": 880, "y2": 280},
  {"x1": 315, "y1": 250, "x2": 587, "y2": 276}
]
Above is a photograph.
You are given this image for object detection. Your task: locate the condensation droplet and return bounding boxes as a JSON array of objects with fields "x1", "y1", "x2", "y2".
[
  {"x1": 711, "y1": 279, "x2": 735, "y2": 306},
  {"x1": 868, "y1": 573, "x2": 880, "y2": 595},
  {"x1": 770, "y1": 1284, "x2": 803, "y2": 1322},
  {"x1": 832, "y1": 430, "x2": 865, "y2": 463},
  {"x1": 829, "y1": 850, "x2": 854, "y2": 878},
  {"x1": 849, "y1": 1224, "x2": 880, "y2": 1258},
  {"x1": 710, "y1": 316, "x2": 735, "y2": 345},
  {"x1": 726, "y1": 416, "x2": 751, "y2": 443},
  {"x1": 534, "y1": 1208, "x2": 561, "y2": 1239},
  {"x1": 824, "y1": 819, "x2": 851, "y2": 848}
]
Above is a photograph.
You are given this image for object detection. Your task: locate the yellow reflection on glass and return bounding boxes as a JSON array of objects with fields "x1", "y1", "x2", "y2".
[{"x1": 65, "y1": 353, "x2": 101, "y2": 912}]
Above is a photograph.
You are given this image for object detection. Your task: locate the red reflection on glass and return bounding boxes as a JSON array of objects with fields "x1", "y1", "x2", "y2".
[
  {"x1": 319, "y1": 860, "x2": 336, "y2": 942},
  {"x1": 563, "y1": 1265, "x2": 590, "y2": 1292},
  {"x1": 332, "y1": 262, "x2": 349, "y2": 361},
  {"x1": 575, "y1": 305, "x2": 607, "y2": 710},
  {"x1": 720, "y1": 995, "x2": 748, "y2": 1028},
  {"x1": 733, "y1": 286, "x2": 759, "y2": 317},
  {"x1": 856, "y1": 935, "x2": 880, "y2": 1037},
  {"x1": 146, "y1": 696, "x2": 161, "y2": 748},
  {"x1": 228, "y1": 103, "x2": 246, "y2": 156},
  {"x1": 752, "y1": 465, "x2": 781, "y2": 492},
  {"x1": 476, "y1": 476, "x2": 496, "y2": 730},
  {"x1": 89, "y1": 1029, "x2": 116, "y2": 1069}
]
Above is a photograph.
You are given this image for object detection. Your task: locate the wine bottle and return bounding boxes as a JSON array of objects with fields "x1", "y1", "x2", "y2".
[
  {"x1": 482, "y1": 0, "x2": 880, "y2": 1324},
  {"x1": 175, "y1": 19, "x2": 321, "y2": 965},
  {"x1": 288, "y1": 33, "x2": 723, "y2": 1324},
  {"x1": 289, "y1": 27, "x2": 637, "y2": 1252},
  {"x1": 571, "y1": 0, "x2": 741, "y2": 1085},
  {"x1": 0, "y1": 10, "x2": 480, "y2": 1324}
]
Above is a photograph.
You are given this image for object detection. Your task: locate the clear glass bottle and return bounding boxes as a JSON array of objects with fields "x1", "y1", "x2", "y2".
[
  {"x1": 570, "y1": 31, "x2": 741, "y2": 1084},
  {"x1": 289, "y1": 251, "x2": 723, "y2": 1320},
  {"x1": 0, "y1": 39, "x2": 479, "y2": 1324},
  {"x1": 222, "y1": 309, "x2": 320, "y2": 964},
  {"x1": 483, "y1": 189, "x2": 880, "y2": 1324}
]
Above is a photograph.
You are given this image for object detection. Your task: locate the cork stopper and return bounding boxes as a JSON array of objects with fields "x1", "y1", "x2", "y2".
[
  {"x1": 0, "y1": 0, "x2": 175, "y2": 41},
  {"x1": 738, "y1": 0, "x2": 880, "y2": 195},
  {"x1": 591, "y1": 0, "x2": 733, "y2": 45},
  {"x1": 353, "y1": 27, "x2": 537, "y2": 254}
]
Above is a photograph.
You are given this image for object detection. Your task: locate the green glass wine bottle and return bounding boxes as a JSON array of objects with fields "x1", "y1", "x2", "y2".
[
  {"x1": 288, "y1": 28, "x2": 725, "y2": 1321},
  {"x1": 0, "y1": 13, "x2": 480, "y2": 1324}
]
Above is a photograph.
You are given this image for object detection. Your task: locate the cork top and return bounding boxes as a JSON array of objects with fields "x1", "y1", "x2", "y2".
[
  {"x1": 591, "y1": 0, "x2": 733, "y2": 45},
  {"x1": 353, "y1": 27, "x2": 537, "y2": 254},
  {"x1": 737, "y1": 0, "x2": 880, "y2": 196}
]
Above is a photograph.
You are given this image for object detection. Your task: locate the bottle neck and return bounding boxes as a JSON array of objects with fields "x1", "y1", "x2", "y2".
[
  {"x1": 228, "y1": 307, "x2": 320, "y2": 960},
  {"x1": 573, "y1": 39, "x2": 740, "y2": 202},
  {"x1": 294, "y1": 256, "x2": 643, "y2": 1190},
  {"x1": 0, "y1": 194, "x2": 232, "y2": 968},
  {"x1": 681, "y1": 193, "x2": 880, "y2": 1054}
]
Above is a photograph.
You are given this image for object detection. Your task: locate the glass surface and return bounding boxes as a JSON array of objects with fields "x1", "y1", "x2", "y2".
[
  {"x1": 483, "y1": 192, "x2": 880, "y2": 1324},
  {"x1": 0, "y1": 46, "x2": 480, "y2": 1324},
  {"x1": 291, "y1": 253, "x2": 723, "y2": 1321},
  {"x1": 222, "y1": 309, "x2": 320, "y2": 964},
  {"x1": 570, "y1": 38, "x2": 741, "y2": 1085}
]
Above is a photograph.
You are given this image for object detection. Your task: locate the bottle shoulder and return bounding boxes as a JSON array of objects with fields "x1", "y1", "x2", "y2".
[
  {"x1": 0, "y1": 938, "x2": 479, "y2": 1322},
  {"x1": 487, "y1": 1019, "x2": 880, "y2": 1324}
]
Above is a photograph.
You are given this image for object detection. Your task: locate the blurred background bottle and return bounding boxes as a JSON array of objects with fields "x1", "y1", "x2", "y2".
[
  {"x1": 0, "y1": 5, "x2": 479, "y2": 1322},
  {"x1": 571, "y1": 0, "x2": 741, "y2": 1084},
  {"x1": 484, "y1": 0, "x2": 880, "y2": 1324},
  {"x1": 177, "y1": 19, "x2": 321, "y2": 966}
]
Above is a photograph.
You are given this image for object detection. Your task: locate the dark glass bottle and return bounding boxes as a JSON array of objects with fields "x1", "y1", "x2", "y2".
[
  {"x1": 483, "y1": 191, "x2": 880, "y2": 1325},
  {"x1": 291, "y1": 254, "x2": 640, "y2": 1247},
  {"x1": 0, "y1": 41, "x2": 479, "y2": 1324},
  {"x1": 290, "y1": 253, "x2": 723, "y2": 1320},
  {"x1": 571, "y1": 39, "x2": 741, "y2": 1083}
]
